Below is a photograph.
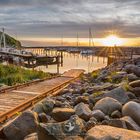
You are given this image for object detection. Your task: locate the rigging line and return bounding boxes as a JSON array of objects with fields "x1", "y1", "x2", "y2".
[
  {"x1": 90, "y1": 28, "x2": 94, "y2": 47},
  {"x1": 76, "y1": 32, "x2": 79, "y2": 47}
]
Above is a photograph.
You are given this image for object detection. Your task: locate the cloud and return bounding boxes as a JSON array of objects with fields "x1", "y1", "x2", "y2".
[{"x1": 0, "y1": 0, "x2": 139, "y2": 44}]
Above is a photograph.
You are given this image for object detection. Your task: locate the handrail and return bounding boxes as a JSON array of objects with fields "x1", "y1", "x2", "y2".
[
  {"x1": 0, "y1": 74, "x2": 82, "y2": 123},
  {"x1": 0, "y1": 75, "x2": 59, "y2": 94}
]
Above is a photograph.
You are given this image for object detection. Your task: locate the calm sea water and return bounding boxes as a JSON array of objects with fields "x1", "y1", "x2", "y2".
[{"x1": 27, "y1": 49, "x2": 107, "y2": 73}]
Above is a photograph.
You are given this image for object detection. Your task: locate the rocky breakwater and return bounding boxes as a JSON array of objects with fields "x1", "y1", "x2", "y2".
[{"x1": 1, "y1": 57, "x2": 140, "y2": 140}]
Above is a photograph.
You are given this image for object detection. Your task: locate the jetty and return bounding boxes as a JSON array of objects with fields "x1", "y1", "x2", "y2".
[
  {"x1": 0, "y1": 69, "x2": 84, "y2": 124},
  {"x1": 0, "y1": 29, "x2": 63, "y2": 70}
]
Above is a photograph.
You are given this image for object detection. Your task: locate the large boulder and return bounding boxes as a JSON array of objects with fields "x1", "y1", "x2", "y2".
[
  {"x1": 93, "y1": 97, "x2": 122, "y2": 115},
  {"x1": 3, "y1": 111, "x2": 39, "y2": 140},
  {"x1": 122, "y1": 101, "x2": 140, "y2": 126},
  {"x1": 52, "y1": 107, "x2": 75, "y2": 122},
  {"x1": 38, "y1": 115, "x2": 85, "y2": 140},
  {"x1": 85, "y1": 125, "x2": 140, "y2": 140},
  {"x1": 102, "y1": 87, "x2": 129, "y2": 104},
  {"x1": 125, "y1": 64, "x2": 140, "y2": 77},
  {"x1": 74, "y1": 102, "x2": 92, "y2": 121}
]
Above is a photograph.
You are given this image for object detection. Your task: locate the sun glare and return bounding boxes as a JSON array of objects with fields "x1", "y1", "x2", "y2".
[{"x1": 101, "y1": 35, "x2": 123, "y2": 46}]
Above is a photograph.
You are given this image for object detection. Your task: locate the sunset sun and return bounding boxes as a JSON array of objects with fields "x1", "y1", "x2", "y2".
[{"x1": 101, "y1": 35, "x2": 123, "y2": 46}]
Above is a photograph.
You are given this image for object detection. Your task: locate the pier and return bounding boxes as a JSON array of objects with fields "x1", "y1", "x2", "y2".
[{"x1": 0, "y1": 69, "x2": 84, "y2": 124}]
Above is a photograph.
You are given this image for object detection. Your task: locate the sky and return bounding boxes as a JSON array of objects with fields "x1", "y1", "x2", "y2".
[{"x1": 0, "y1": 0, "x2": 140, "y2": 47}]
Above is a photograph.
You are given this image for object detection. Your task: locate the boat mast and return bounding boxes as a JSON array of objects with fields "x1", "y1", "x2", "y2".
[
  {"x1": 61, "y1": 35, "x2": 63, "y2": 47},
  {"x1": 89, "y1": 28, "x2": 91, "y2": 47},
  {"x1": 0, "y1": 28, "x2": 6, "y2": 48},
  {"x1": 89, "y1": 28, "x2": 94, "y2": 47}
]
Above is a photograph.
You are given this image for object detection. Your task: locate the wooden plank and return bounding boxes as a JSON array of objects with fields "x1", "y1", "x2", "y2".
[{"x1": 12, "y1": 90, "x2": 39, "y2": 95}]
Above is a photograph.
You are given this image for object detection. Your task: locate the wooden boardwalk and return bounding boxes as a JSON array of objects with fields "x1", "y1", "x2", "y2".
[{"x1": 0, "y1": 69, "x2": 84, "y2": 123}]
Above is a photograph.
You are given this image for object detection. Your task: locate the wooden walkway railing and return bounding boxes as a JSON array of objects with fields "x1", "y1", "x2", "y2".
[{"x1": 0, "y1": 69, "x2": 84, "y2": 123}]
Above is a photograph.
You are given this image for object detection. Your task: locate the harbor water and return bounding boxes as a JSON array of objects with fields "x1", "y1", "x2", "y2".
[{"x1": 28, "y1": 49, "x2": 107, "y2": 73}]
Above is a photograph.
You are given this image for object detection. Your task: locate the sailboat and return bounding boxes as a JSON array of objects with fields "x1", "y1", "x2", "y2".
[{"x1": 80, "y1": 28, "x2": 95, "y2": 55}]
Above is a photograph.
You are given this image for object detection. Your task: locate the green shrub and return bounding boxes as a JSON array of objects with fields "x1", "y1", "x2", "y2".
[
  {"x1": 0, "y1": 64, "x2": 51, "y2": 86},
  {"x1": 91, "y1": 70, "x2": 99, "y2": 79}
]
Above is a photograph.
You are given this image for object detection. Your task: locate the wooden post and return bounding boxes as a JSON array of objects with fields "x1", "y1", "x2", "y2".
[
  {"x1": 56, "y1": 56, "x2": 60, "y2": 74},
  {"x1": 60, "y1": 51, "x2": 63, "y2": 66}
]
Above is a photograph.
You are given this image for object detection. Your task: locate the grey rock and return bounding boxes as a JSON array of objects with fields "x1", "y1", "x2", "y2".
[
  {"x1": 104, "y1": 115, "x2": 110, "y2": 121},
  {"x1": 3, "y1": 111, "x2": 38, "y2": 140},
  {"x1": 38, "y1": 113, "x2": 51, "y2": 123},
  {"x1": 129, "y1": 80, "x2": 140, "y2": 88},
  {"x1": 41, "y1": 98, "x2": 55, "y2": 113},
  {"x1": 59, "y1": 89, "x2": 70, "y2": 95},
  {"x1": 72, "y1": 88, "x2": 85, "y2": 95},
  {"x1": 91, "y1": 110, "x2": 105, "y2": 122},
  {"x1": 88, "y1": 95, "x2": 102, "y2": 105},
  {"x1": 32, "y1": 103, "x2": 44, "y2": 114},
  {"x1": 102, "y1": 87, "x2": 129, "y2": 104},
  {"x1": 82, "y1": 93, "x2": 90, "y2": 96},
  {"x1": 74, "y1": 102, "x2": 92, "y2": 121},
  {"x1": 129, "y1": 87, "x2": 140, "y2": 97},
  {"x1": 101, "y1": 120, "x2": 109, "y2": 125},
  {"x1": 111, "y1": 110, "x2": 122, "y2": 118},
  {"x1": 122, "y1": 101, "x2": 140, "y2": 126},
  {"x1": 108, "y1": 116, "x2": 140, "y2": 131},
  {"x1": 126, "y1": 92, "x2": 136, "y2": 99},
  {"x1": 92, "y1": 83, "x2": 114, "y2": 92},
  {"x1": 131, "y1": 99, "x2": 140, "y2": 103},
  {"x1": 38, "y1": 115, "x2": 85, "y2": 140},
  {"x1": 129, "y1": 80, "x2": 140, "y2": 96},
  {"x1": 54, "y1": 100, "x2": 64, "y2": 107},
  {"x1": 121, "y1": 116, "x2": 140, "y2": 131},
  {"x1": 75, "y1": 96, "x2": 88, "y2": 104},
  {"x1": 93, "y1": 97, "x2": 122, "y2": 115},
  {"x1": 85, "y1": 117, "x2": 97, "y2": 131},
  {"x1": 125, "y1": 64, "x2": 140, "y2": 77},
  {"x1": 127, "y1": 73, "x2": 139, "y2": 82},
  {"x1": 111, "y1": 72, "x2": 126, "y2": 83},
  {"x1": 108, "y1": 118, "x2": 127, "y2": 129},
  {"x1": 52, "y1": 107, "x2": 75, "y2": 122},
  {"x1": 56, "y1": 96, "x2": 66, "y2": 102}
]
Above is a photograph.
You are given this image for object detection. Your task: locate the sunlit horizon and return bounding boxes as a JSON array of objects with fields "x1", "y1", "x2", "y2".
[
  {"x1": 19, "y1": 36, "x2": 140, "y2": 47},
  {"x1": 101, "y1": 35, "x2": 124, "y2": 47}
]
